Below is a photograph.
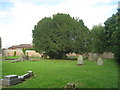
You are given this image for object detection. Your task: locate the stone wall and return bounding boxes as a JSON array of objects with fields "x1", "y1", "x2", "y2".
[
  {"x1": 67, "y1": 52, "x2": 114, "y2": 59},
  {"x1": 88, "y1": 52, "x2": 114, "y2": 61},
  {"x1": 2, "y1": 50, "x2": 114, "y2": 59},
  {"x1": 2, "y1": 49, "x2": 41, "y2": 57},
  {"x1": 102, "y1": 52, "x2": 114, "y2": 59}
]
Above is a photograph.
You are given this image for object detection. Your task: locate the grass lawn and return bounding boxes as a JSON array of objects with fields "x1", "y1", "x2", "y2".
[
  {"x1": 5, "y1": 56, "x2": 20, "y2": 59},
  {"x1": 2, "y1": 59, "x2": 118, "y2": 88}
]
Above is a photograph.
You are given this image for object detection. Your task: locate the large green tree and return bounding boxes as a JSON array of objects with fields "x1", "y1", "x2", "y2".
[
  {"x1": 104, "y1": 11, "x2": 120, "y2": 63},
  {"x1": 0, "y1": 37, "x2": 1, "y2": 49},
  {"x1": 104, "y1": 14, "x2": 118, "y2": 51},
  {"x1": 32, "y1": 13, "x2": 89, "y2": 59},
  {"x1": 90, "y1": 25, "x2": 107, "y2": 53}
]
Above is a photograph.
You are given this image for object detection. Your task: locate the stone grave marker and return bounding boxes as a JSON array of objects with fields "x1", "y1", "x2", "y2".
[
  {"x1": 92, "y1": 53, "x2": 98, "y2": 61},
  {"x1": 28, "y1": 71, "x2": 33, "y2": 77},
  {"x1": 22, "y1": 73, "x2": 30, "y2": 79},
  {"x1": 97, "y1": 58, "x2": 103, "y2": 65},
  {"x1": 64, "y1": 83, "x2": 76, "y2": 89},
  {"x1": 2, "y1": 75, "x2": 21, "y2": 86},
  {"x1": 18, "y1": 76, "x2": 24, "y2": 81},
  {"x1": 88, "y1": 53, "x2": 92, "y2": 61},
  {"x1": 1, "y1": 71, "x2": 34, "y2": 87},
  {"x1": 77, "y1": 55, "x2": 83, "y2": 65}
]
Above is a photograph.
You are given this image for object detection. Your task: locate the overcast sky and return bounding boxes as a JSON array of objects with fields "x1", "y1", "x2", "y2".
[{"x1": 0, "y1": 0, "x2": 119, "y2": 48}]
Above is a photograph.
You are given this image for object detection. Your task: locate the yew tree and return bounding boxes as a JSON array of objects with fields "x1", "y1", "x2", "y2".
[{"x1": 32, "y1": 13, "x2": 89, "y2": 59}]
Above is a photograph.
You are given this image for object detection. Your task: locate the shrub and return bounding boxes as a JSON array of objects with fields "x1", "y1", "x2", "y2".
[
  {"x1": 14, "y1": 51, "x2": 16, "y2": 57},
  {"x1": 22, "y1": 49, "x2": 26, "y2": 55}
]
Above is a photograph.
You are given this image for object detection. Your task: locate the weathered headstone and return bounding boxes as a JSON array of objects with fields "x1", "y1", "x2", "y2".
[
  {"x1": 2, "y1": 75, "x2": 21, "y2": 86},
  {"x1": 93, "y1": 53, "x2": 98, "y2": 61},
  {"x1": 97, "y1": 58, "x2": 103, "y2": 65},
  {"x1": 28, "y1": 71, "x2": 33, "y2": 77},
  {"x1": 18, "y1": 76, "x2": 24, "y2": 81},
  {"x1": 82, "y1": 53, "x2": 89, "y2": 60},
  {"x1": 64, "y1": 83, "x2": 76, "y2": 89},
  {"x1": 2, "y1": 49, "x2": 7, "y2": 60},
  {"x1": 1, "y1": 71, "x2": 34, "y2": 87},
  {"x1": 10, "y1": 60, "x2": 20, "y2": 63},
  {"x1": 77, "y1": 55, "x2": 83, "y2": 65},
  {"x1": 88, "y1": 53, "x2": 92, "y2": 61}
]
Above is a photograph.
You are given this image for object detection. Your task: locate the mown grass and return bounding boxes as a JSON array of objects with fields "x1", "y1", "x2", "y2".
[
  {"x1": 6, "y1": 56, "x2": 20, "y2": 59},
  {"x1": 2, "y1": 59, "x2": 118, "y2": 88}
]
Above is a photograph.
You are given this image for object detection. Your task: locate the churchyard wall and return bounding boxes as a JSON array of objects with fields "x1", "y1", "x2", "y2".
[{"x1": 2, "y1": 49, "x2": 41, "y2": 57}]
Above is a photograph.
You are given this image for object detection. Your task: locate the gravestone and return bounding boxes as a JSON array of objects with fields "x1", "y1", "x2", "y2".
[
  {"x1": 28, "y1": 71, "x2": 33, "y2": 77},
  {"x1": 97, "y1": 58, "x2": 103, "y2": 65},
  {"x1": 18, "y1": 76, "x2": 24, "y2": 81},
  {"x1": 22, "y1": 73, "x2": 30, "y2": 79},
  {"x1": 64, "y1": 83, "x2": 76, "y2": 89},
  {"x1": 88, "y1": 53, "x2": 92, "y2": 61},
  {"x1": 93, "y1": 53, "x2": 97, "y2": 61},
  {"x1": 91, "y1": 53, "x2": 98, "y2": 61},
  {"x1": 2, "y1": 75, "x2": 21, "y2": 86},
  {"x1": 2, "y1": 49, "x2": 7, "y2": 60},
  {"x1": 10, "y1": 60, "x2": 20, "y2": 63},
  {"x1": 77, "y1": 55, "x2": 83, "y2": 65},
  {"x1": 2, "y1": 71, "x2": 34, "y2": 87}
]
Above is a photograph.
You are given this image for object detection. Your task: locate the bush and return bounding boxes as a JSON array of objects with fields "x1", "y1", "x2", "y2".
[
  {"x1": 14, "y1": 51, "x2": 16, "y2": 57},
  {"x1": 22, "y1": 49, "x2": 26, "y2": 55}
]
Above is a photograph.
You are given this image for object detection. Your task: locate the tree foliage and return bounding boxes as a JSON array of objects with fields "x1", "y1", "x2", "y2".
[
  {"x1": 104, "y1": 12, "x2": 120, "y2": 63},
  {"x1": 104, "y1": 14, "x2": 119, "y2": 51},
  {"x1": 90, "y1": 25, "x2": 107, "y2": 53},
  {"x1": 0, "y1": 37, "x2": 1, "y2": 49},
  {"x1": 32, "y1": 13, "x2": 89, "y2": 59}
]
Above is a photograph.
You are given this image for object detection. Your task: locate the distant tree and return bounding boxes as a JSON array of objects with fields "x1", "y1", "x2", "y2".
[
  {"x1": 104, "y1": 14, "x2": 118, "y2": 51},
  {"x1": 0, "y1": 37, "x2": 1, "y2": 54},
  {"x1": 104, "y1": 11, "x2": 120, "y2": 63},
  {"x1": 0, "y1": 37, "x2": 1, "y2": 49},
  {"x1": 22, "y1": 49, "x2": 26, "y2": 55},
  {"x1": 111, "y1": 30, "x2": 120, "y2": 63},
  {"x1": 90, "y1": 25, "x2": 107, "y2": 53},
  {"x1": 32, "y1": 13, "x2": 89, "y2": 59},
  {"x1": 14, "y1": 51, "x2": 16, "y2": 57}
]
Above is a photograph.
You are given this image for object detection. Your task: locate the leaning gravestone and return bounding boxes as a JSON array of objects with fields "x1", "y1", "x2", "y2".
[
  {"x1": 77, "y1": 55, "x2": 83, "y2": 65},
  {"x1": 97, "y1": 58, "x2": 103, "y2": 65}
]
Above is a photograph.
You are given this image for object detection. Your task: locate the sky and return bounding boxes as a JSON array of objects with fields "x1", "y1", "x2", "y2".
[{"x1": 0, "y1": 0, "x2": 119, "y2": 48}]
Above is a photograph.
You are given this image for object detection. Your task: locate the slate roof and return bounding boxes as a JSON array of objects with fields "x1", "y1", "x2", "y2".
[{"x1": 8, "y1": 44, "x2": 32, "y2": 49}]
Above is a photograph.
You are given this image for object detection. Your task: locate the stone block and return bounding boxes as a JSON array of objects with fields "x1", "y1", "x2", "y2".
[
  {"x1": 18, "y1": 76, "x2": 24, "y2": 81},
  {"x1": 77, "y1": 55, "x2": 83, "y2": 65},
  {"x1": 2, "y1": 78, "x2": 21, "y2": 86},
  {"x1": 22, "y1": 73, "x2": 30, "y2": 79},
  {"x1": 3, "y1": 75, "x2": 18, "y2": 80},
  {"x1": 97, "y1": 58, "x2": 103, "y2": 65},
  {"x1": 27, "y1": 71, "x2": 33, "y2": 77},
  {"x1": 64, "y1": 83, "x2": 76, "y2": 89}
]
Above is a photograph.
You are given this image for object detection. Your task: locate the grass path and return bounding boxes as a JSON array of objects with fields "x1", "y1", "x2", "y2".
[{"x1": 2, "y1": 59, "x2": 118, "y2": 88}]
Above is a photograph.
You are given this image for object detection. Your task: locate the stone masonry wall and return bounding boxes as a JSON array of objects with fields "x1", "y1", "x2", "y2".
[{"x1": 3, "y1": 49, "x2": 41, "y2": 57}]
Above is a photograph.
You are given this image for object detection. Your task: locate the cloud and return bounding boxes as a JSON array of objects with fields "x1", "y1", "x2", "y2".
[{"x1": 0, "y1": 0, "x2": 118, "y2": 48}]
